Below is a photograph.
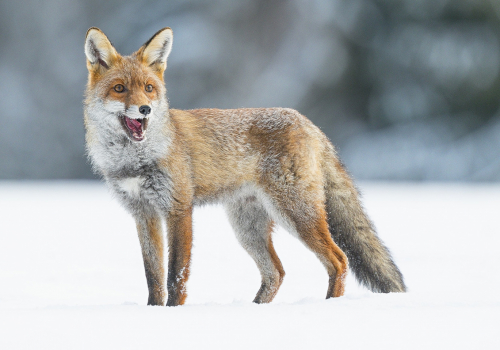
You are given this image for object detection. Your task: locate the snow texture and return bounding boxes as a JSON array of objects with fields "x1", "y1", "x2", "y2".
[{"x1": 0, "y1": 182, "x2": 498, "y2": 349}]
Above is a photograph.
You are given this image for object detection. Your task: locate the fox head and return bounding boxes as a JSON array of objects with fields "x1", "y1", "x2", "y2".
[{"x1": 84, "y1": 27, "x2": 173, "y2": 143}]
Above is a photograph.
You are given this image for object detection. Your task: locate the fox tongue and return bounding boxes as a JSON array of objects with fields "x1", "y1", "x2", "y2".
[
  {"x1": 121, "y1": 115, "x2": 147, "y2": 141},
  {"x1": 125, "y1": 117, "x2": 142, "y2": 134}
]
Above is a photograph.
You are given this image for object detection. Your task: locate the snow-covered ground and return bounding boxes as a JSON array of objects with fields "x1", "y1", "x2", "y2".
[{"x1": 0, "y1": 182, "x2": 498, "y2": 349}]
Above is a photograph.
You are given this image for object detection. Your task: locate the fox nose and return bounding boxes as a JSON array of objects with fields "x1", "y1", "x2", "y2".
[{"x1": 139, "y1": 105, "x2": 151, "y2": 116}]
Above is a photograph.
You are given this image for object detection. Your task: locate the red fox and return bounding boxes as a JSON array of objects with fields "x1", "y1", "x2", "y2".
[{"x1": 84, "y1": 27, "x2": 406, "y2": 306}]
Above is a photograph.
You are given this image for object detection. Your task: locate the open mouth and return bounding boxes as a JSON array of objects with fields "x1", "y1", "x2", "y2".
[{"x1": 120, "y1": 115, "x2": 149, "y2": 142}]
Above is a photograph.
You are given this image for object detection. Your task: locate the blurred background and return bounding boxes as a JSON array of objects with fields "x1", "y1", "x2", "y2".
[{"x1": 2, "y1": 0, "x2": 500, "y2": 181}]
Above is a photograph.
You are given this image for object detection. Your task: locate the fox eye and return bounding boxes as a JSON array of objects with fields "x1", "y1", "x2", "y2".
[
  {"x1": 114, "y1": 84, "x2": 125, "y2": 93},
  {"x1": 145, "y1": 84, "x2": 153, "y2": 92}
]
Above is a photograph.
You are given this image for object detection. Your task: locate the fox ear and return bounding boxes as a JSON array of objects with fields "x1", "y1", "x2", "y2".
[
  {"x1": 136, "y1": 27, "x2": 173, "y2": 76},
  {"x1": 85, "y1": 27, "x2": 118, "y2": 72}
]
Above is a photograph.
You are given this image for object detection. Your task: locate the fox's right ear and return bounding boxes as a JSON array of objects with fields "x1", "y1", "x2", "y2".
[
  {"x1": 85, "y1": 27, "x2": 118, "y2": 72},
  {"x1": 136, "y1": 27, "x2": 173, "y2": 78}
]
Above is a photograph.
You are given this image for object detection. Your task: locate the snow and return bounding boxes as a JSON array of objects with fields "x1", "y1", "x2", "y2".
[{"x1": 0, "y1": 181, "x2": 498, "y2": 349}]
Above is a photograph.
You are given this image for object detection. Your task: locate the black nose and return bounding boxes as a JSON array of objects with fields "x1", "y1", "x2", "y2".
[{"x1": 139, "y1": 105, "x2": 151, "y2": 116}]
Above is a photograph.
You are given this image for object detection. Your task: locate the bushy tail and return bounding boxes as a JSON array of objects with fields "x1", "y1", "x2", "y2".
[{"x1": 324, "y1": 160, "x2": 406, "y2": 293}]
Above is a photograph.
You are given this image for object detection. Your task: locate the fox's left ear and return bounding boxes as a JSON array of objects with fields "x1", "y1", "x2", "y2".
[
  {"x1": 85, "y1": 27, "x2": 118, "y2": 72},
  {"x1": 136, "y1": 27, "x2": 173, "y2": 77}
]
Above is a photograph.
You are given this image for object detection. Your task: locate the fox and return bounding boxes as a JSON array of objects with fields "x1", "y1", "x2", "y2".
[{"x1": 83, "y1": 27, "x2": 406, "y2": 306}]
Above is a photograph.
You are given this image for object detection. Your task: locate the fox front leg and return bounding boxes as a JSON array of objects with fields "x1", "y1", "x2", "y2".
[
  {"x1": 135, "y1": 215, "x2": 166, "y2": 306},
  {"x1": 166, "y1": 206, "x2": 193, "y2": 306}
]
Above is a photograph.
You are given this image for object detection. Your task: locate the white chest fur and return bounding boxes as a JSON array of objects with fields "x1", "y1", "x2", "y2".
[{"x1": 117, "y1": 177, "x2": 144, "y2": 197}]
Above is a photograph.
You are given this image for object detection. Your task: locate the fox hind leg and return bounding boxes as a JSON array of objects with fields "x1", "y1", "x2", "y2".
[
  {"x1": 295, "y1": 209, "x2": 347, "y2": 298},
  {"x1": 270, "y1": 195, "x2": 348, "y2": 299},
  {"x1": 225, "y1": 196, "x2": 285, "y2": 304}
]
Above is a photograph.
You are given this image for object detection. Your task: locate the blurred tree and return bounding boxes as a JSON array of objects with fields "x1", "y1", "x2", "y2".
[{"x1": 1, "y1": 0, "x2": 500, "y2": 180}]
